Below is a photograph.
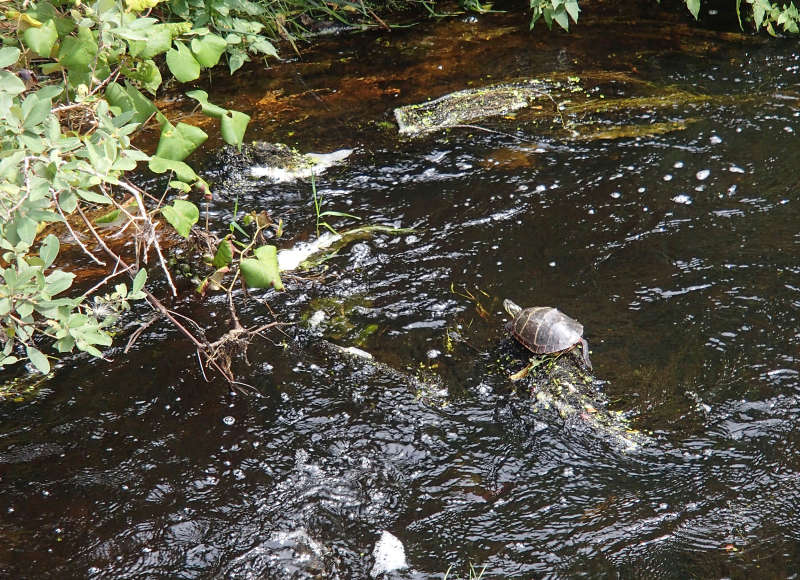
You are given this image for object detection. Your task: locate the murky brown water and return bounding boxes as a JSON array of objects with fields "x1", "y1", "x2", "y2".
[{"x1": 3, "y1": 4, "x2": 800, "y2": 578}]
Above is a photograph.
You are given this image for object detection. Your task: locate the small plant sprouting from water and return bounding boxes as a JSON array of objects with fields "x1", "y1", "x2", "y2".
[
  {"x1": 228, "y1": 195, "x2": 251, "y2": 241},
  {"x1": 311, "y1": 175, "x2": 360, "y2": 236},
  {"x1": 443, "y1": 563, "x2": 487, "y2": 580}
]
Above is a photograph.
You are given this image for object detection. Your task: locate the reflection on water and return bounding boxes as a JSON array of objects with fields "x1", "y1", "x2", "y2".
[{"x1": 2, "y1": 7, "x2": 800, "y2": 578}]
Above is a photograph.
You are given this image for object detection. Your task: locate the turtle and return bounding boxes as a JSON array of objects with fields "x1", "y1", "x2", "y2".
[{"x1": 503, "y1": 299, "x2": 593, "y2": 371}]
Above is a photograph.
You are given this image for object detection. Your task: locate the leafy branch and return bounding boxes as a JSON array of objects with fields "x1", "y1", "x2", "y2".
[{"x1": 0, "y1": 0, "x2": 269, "y2": 378}]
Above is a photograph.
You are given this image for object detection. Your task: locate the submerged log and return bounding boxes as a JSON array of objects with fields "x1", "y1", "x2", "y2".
[{"x1": 394, "y1": 80, "x2": 557, "y2": 136}]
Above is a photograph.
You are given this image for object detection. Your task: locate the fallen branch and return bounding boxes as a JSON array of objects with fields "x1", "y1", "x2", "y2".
[{"x1": 74, "y1": 204, "x2": 281, "y2": 385}]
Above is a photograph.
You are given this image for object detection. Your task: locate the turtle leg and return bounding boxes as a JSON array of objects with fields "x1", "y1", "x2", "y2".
[{"x1": 580, "y1": 338, "x2": 593, "y2": 371}]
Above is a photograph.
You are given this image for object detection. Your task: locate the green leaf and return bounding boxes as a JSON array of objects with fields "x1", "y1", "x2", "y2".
[
  {"x1": 0, "y1": 151, "x2": 25, "y2": 180},
  {"x1": 54, "y1": 335, "x2": 75, "y2": 353},
  {"x1": 319, "y1": 210, "x2": 361, "y2": 220},
  {"x1": 105, "y1": 82, "x2": 133, "y2": 113},
  {"x1": 122, "y1": 59, "x2": 162, "y2": 94},
  {"x1": 28, "y1": 176, "x2": 50, "y2": 202},
  {"x1": 22, "y1": 93, "x2": 52, "y2": 129},
  {"x1": 39, "y1": 62, "x2": 62, "y2": 76},
  {"x1": 185, "y1": 90, "x2": 227, "y2": 118},
  {"x1": 685, "y1": 0, "x2": 701, "y2": 19},
  {"x1": 213, "y1": 237, "x2": 233, "y2": 268},
  {"x1": 112, "y1": 16, "x2": 158, "y2": 39},
  {"x1": 126, "y1": 0, "x2": 163, "y2": 10},
  {"x1": 240, "y1": 245, "x2": 284, "y2": 290},
  {"x1": 196, "y1": 266, "x2": 229, "y2": 295},
  {"x1": 44, "y1": 270, "x2": 75, "y2": 296},
  {"x1": 0, "y1": 356, "x2": 19, "y2": 367},
  {"x1": 220, "y1": 110, "x2": 250, "y2": 146},
  {"x1": 155, "y1": 121, "x2": 207, "y2": 161},
  {"x1": 23, "y1": 19, "x2": 58, "y2": 58},
  {"x1": 39, "y1": 234, "x2": 59, "y2": 268},
  {"x1": 35, "y1": 85, "x2": 64, "y2": 102},
  {"x1": 248, "y1": 36, "x2": 278, "y2": 58},
  {"x1": 26, "y1": 345, "x2": 50, "y2": 374},
  {"x1": 106, "y1": 82, "x2": 157, "y2": 126},
  {"x1": 17, "y1": 301, "x2": 34, "y2": 319},
  {"x1": 148, "y1": 156, "x2": 199, "y2": 182},
  {"x1": 753, "y1": 0, "x2": 766, "y2": 26},
  {"x1": 132, "y1": 268, "x2": 147, "y2": 294},
  {"x1": 111, "y1": 157, "x2": 138, "y2": 171},
  {"x1": 191, "y1": 33, "x2": 228, "y2": 68},
  {"x1": 59, "y1": 191, "x2": 78, "y2": 213},
  {"x1": 228, "y1": 49, "x2": 247, "y2": 74},
  {"x1": 124, "y1": 82, "x2": 157, "y2": 121},
  {"x1": 161, "y1": 199, "x2": 199, "y2": 238},
  {"x1": 16, "y1": 217, "x2": 38, "y2": 245},
  {"x1": 0, "y1": 47, "x2": 20, "y2": 68},
  {"x1": 564, "y1": 0, "x2": 580, "y2": 22},
  {"x1": 0, "y1": 71, "x2": 27, "y2": 96},
  {"x1": 76, "y1": 189, "x2": 113, "y2": 204},
  {"x1": 553, "y1": 6, "x2": 570, "y2": 30},
  {"x1": 94, "y1": 209, "x2": 121, "y2": 224},
  {"x1": 123, "y1": 148, "x2": 150, "y2": 162},
  {"x1": 59, "y1": 31, "x2": 97, "y2": 69},
  {"x1": 127, "y1": 23, "x2": 172, "y2": 59},
  {"x1": 169, "y1": 180, "x2": 191, "y2": 193},
  {"x1": 166, "y1": 41, "x2": 201, "y2": 82}
]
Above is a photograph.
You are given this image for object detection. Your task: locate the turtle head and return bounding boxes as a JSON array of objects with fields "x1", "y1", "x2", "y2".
[{"x1": 502, "y1": 299, "x2": 522, "y2": 318}]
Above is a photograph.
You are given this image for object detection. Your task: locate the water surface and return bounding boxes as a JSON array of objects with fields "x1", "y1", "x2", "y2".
[{"x1": 2, "y1": 6, "x2": 800, "y2": 578}]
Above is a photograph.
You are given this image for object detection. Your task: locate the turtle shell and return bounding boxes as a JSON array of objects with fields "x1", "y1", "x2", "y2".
[{"x1": 509, "y1": 306, "x2": 583, "y2": 354}]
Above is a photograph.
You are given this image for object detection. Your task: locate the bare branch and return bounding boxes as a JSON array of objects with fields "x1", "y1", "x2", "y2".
[
  {"x1": 81, "y1": 257, "x2": 131, "y2": 298},
  {"x1": 124, "y1": 313, "x2": 160, "y2": 353},
  {"x1": 55, "y1": 200, "x2": 106, "y2": 266}
]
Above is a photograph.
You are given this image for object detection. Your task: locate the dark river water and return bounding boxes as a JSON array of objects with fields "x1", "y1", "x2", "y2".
[{"x1": 3, "y1": 5, "x2": 800, "y2": 578}]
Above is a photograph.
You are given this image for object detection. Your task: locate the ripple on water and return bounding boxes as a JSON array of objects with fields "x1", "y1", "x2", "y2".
[{"x1": 5, "y1": 13, "x2": 800, "y2": 579}]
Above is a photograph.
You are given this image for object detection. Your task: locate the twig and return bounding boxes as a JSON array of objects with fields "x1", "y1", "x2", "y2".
[
  {"x1": 229, "y1": 379, "x2": 262, "y2": 396},
  {"x1": 121, "y1": 177, "x2": 178, "y2": 297},
  {"x1": 90, "y1": 171, "x2": 178, "y2": 296},
  {"x1": 77, "y1": 205, "x2": 199, "y2": 349},
  {"x1": 55, "y1": 200, "x2": 106, "y2": 266},
  {"x1": 81, "y1": 257, "x2": 131, "y2": 298},
  {"x1": 3, "y1": 156, "x2": 33, "y2": 221},
  {"x1": 82, "y1": 172, "x2": 178, "y2": 296},
  {"x1": 77, "y1": 203, "x2": 239, "y2": 382},
  {"x1": 196, "y1": 350, "x2": 210, "y2": 382},
  {"x1": 449, "y1": 124, "x2": 545, "y2": 144},
  {"x1": 359, "y1": 0, "x2": 390, "y2": 30},
  {"x1": 124, "y1": 313, "x2": 160, "y2": 353}
]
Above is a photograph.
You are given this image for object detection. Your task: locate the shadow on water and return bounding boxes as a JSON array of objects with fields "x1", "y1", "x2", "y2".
[{"x1": 3, "y1": 4, "x2": 800, "y2": 578}]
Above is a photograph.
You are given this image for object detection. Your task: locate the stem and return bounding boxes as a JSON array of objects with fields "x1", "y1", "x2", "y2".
[
  {"x1": 76, "y1": 204, "x2": 236, "y2": 381},
  {"x1": 55, "y1": 200, "x2": 106, "y2": 266},
  {"x1": 81, "y1": 257, "x2": 131, "y2": 298},
  {"x1": 311, "y1": 173, "x2": 322, "y2": 236}
]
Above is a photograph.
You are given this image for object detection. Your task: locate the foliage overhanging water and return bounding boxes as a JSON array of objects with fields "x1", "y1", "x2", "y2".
[{"x1": 2, "y1": 6, "x2": 800, "y2": 578}]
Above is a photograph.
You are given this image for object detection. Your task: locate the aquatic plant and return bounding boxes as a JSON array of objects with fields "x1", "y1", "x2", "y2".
[
  {"x1": 443, "y1": 562, "x2": 487, "y2": 579},
  {"x1": 311, "y1": 175, "x2": 360, "y2": 236}
]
